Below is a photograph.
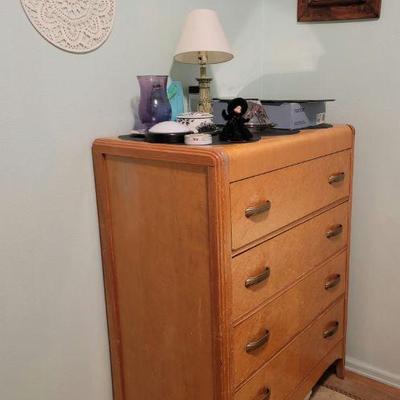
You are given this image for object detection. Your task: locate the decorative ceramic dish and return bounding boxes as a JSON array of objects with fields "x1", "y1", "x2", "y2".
[
  {"x1": 145, "y1": 121, "x2": 191, "y2": 143},
  {"x1": 176, "y1": 112, "x2": 216, "y2": 133}
]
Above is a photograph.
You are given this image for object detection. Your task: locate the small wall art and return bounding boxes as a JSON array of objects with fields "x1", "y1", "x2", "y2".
[
  {"x1": 298, "y1": 0, "x2": 382, "y2": 22},
  {"x1": 21, "y1": 0, "x2": 115, "y2": 53}
]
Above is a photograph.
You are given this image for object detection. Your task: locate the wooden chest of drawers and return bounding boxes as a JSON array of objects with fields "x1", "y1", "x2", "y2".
[{"x1": 93, "y1": 125, "x2": 354, "y2": 400}]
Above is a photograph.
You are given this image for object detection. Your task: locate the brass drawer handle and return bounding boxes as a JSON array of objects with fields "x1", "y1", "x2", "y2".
[
  {"x1": 326, "y1": 224, "x2": 343, "y2": 239},
  {"x1": 246, "y1": 330, "x2": 270, "y2": 353},
  {"x1": 245, "y1": 267, "x2": 271, "y2": 288},
  {"x1": 329, "y1": 172, "x2": 345, "y2": 184},
  {"x1": 325, "y1": 274, "x2": 341, "y2": 290},
  {"x1": 245, "y1": 200, "x2": 271, "y2": 218},
  {"x1": 323, "y1": 321, "x2": 339, "y2": 339},
  {"x1": 261, "y1": 387, "x2": 271, "y2": 400}
]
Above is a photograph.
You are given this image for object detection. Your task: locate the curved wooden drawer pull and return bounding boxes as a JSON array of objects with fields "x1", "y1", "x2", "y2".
[
  {"x1": 261, "y1": 387, "x2": 271, "y2": 400},
  {"x1": 245, "y1": 200, "x2": 271, "y2": 218},
  {"x1": 325, "y1": 274, "x2": 341, "y2": 290},
  {"x1": 245, "y1": 267, "x2": 271, "y2": 288},
  {"x1": 326, "y1": 224, "x2": 343, "y2": 239},
  {"x1": 246, "y1": 330, "x2": 270, "y2": 353},
  {"x1": 329, "y1": 172, "x2": 345, "y2": 184},
  {"x1": 323, "y1": 321, "x2": 339, "y2": 339}
]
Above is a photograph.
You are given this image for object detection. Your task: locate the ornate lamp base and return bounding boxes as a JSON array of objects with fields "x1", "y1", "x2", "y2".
[{"x1": 197, "y1": 64, "x2": 213, "y2": 114}]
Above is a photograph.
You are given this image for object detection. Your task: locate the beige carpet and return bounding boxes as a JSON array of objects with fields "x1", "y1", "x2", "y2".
[{"x1": 312, "y1": 386, "x2": 353, "y2": 399}]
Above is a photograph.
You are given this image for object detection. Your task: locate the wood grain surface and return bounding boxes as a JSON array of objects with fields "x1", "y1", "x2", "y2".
[
  {"x1": 230, "y1": 150, "x2": 351, "y2": 250},
  {"x1": 92, "y1": 125, "x2": 355, "y2": 400},
  {"x1": 235, "y1": 298, "x2": 345, "y2": 400},
  {"x1": 322, "y1": 370, "x2": 400, "y2": 400},
  {"x1": 231, "y1": 202, "x2": 349, "y2": 320},
  {"x1": 106, "y1": 157, "x2": 215, "y2": 399},
  {"x1": 233, "y1": 252, "x2": 347, "y2": 387},
  {"x1": 298, "y1": 0, "x2": 381, "y2": 21}
]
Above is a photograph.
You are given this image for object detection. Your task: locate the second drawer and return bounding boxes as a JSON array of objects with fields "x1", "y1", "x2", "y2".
[{"x1": 233, "y1": 251, "x2": 347, "y2": 386}]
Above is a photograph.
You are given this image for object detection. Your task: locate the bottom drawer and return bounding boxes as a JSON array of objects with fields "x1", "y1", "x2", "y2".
[
  {"x1": 234, "y1": 298, "x2": 345, "y2": 400},
  {"x1": 289, "y1": 343, "x2": 344, "y2": 400}
]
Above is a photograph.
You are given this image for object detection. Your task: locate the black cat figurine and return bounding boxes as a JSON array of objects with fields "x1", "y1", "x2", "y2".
[{"x1": 220, "y1": 98, "x2": 254, "y2": 142}]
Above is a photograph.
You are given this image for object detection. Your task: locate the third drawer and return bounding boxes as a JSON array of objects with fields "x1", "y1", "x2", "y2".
[{"x1": 233, "y1": 250, "x2": 347, "y2": 387}]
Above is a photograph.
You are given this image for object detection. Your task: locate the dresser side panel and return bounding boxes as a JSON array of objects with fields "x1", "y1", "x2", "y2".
[{"x1": 102, "y1": 155, "x2": 216, "y2": 400}]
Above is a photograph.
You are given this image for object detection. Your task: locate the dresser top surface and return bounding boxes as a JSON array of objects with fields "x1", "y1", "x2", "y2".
[{"x1": 93, "y1": 124, "x2": 354, "y2": 182}]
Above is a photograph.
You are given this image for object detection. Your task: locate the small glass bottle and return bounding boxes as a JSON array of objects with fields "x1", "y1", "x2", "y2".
[
  {"x1": 188, "y1": 86, "x2": 200, "y2": 112},
  {"x1": 167, "y1": 81, "x2": 184, "y2": 121}
]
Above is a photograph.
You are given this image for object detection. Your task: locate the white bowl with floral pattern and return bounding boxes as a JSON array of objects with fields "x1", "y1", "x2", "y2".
[{"x1": 176, "y1": 112, "x2": 215, "y2": 133}]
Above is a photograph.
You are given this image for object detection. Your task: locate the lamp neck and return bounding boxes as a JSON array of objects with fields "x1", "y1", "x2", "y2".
[
  {"x1": 198, "y1": 51, "x2": 208, "y2": 66},
  {"x1": 200, "y1": 64, "x2": 207, "y2": 80},
  {"x1": 196, "y1": 51, "x2": 212, "y2": 113}
]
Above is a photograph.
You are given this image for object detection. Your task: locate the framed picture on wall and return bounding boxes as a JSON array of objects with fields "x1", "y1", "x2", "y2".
[{"x1": 298, "y1": 0, "x2": 382, "y2": 22}]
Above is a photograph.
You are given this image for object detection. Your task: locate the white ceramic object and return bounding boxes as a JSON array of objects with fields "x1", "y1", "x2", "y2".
[
  {"x1": 176, "y1": 112, "x2": 214, "y2": 133},
  {"x1": 149, "y1": 121, "x2": 191, "y2": 134},
  {"x1": 21, "y1": 0, "x2": 115, "y2": 53},
  {"x1": 184, "y1": 133, "x2": 212, "y2": 146}
]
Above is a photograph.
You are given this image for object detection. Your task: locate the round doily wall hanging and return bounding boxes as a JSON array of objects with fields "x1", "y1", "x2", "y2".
[{"x1": 21, "y1": 0, "x2": 115, "y2": 53}]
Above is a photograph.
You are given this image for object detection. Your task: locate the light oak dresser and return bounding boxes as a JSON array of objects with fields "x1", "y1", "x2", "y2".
[{"x1": 93, "y1": 125, "x2": 355, "y2": 400}]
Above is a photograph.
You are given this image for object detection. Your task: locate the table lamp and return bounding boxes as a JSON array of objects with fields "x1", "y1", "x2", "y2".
[{"x1": 174, "y1": 9, "x2": 234, "y2": 113}]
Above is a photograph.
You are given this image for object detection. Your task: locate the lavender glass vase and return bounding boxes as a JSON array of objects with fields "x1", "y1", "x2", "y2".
[{"x1": 137, "y1": 75, "x2": 172, "y2": 129}]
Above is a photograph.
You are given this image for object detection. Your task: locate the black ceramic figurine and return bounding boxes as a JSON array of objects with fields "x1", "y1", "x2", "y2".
[{"x1": 220, "y1": 98, "x2": 254, "y2": 142}]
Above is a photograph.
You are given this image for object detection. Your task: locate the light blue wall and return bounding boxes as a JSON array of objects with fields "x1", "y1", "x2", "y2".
[
  {"x1": 1, "y1": 1, "x2": 400, "y2": 399},
  {"x1": 257, "y1": 1, "x2": 400, "y2": 387},
  {"x1": 0, "y1": 1, "x2": 265, "y2": 399}
]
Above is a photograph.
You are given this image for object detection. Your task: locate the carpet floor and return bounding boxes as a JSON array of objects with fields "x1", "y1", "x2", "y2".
[{"x1": 312, "y1": 386, "x2": 352, "y2": 399}]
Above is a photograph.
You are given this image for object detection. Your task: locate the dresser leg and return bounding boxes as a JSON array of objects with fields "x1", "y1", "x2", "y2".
[{"x1": 336, "y1": 358, "x2": 345, "y2": 379}]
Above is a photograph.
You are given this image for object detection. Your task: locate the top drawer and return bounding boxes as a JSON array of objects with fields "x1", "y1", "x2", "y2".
[{"x1": 230, "y1": 150, "x2": 351, "y2": 250}]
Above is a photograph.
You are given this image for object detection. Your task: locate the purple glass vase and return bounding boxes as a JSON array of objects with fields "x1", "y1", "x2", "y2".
[{"x1": 137, "y1": 75, "x2": 172, "y2": 129}]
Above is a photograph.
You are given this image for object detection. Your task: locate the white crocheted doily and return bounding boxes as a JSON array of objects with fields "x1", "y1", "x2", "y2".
[{"x1": 21, "y1": 0, "x2": 115, "y2": 53}]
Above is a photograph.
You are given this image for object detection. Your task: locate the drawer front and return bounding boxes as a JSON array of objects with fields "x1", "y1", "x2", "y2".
[
  {"x1": 230, "y1": 150, "x2": 351, "y2": 250},
  {"x1": 232, "y1": 202, "x2": 349, "y2": 320},
  {"x1": 233, "y1": 252, "x2": 346, "y2": 386},
  {"x1": 234, "y1": 298, "x2": 345, "y2": 400}
]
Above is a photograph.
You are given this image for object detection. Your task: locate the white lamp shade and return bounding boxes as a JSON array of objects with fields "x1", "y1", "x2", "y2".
[{"x1": 174, "y1": 9, "x2": 234, "y2": 64}]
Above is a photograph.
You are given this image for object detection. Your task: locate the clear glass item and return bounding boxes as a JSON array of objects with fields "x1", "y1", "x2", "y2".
[
  {"x1": 167, "y1": 81, "x2": 184, "y2": 121},
  {"x1": 137, "y1": 75, "x2": 172, "y2": 129}
]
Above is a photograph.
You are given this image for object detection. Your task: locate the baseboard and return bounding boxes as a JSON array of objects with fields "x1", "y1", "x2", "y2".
[{"x1": 346, "y1": 356, "x2": 400, "y2": 389}]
